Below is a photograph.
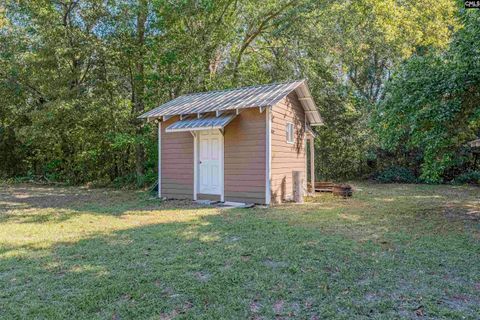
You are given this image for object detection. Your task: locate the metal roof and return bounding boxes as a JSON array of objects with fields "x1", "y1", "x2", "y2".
[
  {"x1": 165, "y1": 113, "x2": 237, "y2": 133},
  {"x1": 139, "y1": 80, "x2": 323, "y2": 126}
]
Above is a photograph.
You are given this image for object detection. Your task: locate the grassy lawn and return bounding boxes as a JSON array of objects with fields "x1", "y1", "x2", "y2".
[{"x1": 0, "y1": 183, "x2": 479, "y2": 319}]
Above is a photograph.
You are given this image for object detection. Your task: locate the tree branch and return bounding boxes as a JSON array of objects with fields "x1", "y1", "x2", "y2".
[{"x1": 232, "y1": 0, "x2": 295, "y2": 83}]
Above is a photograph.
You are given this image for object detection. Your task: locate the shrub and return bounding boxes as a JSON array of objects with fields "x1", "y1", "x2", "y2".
[
  {"x1": 453, "y1": 171, "x2": 480, "y2": 185},
  {"x1": 375, "y1": 166, "x2": 417, "y2": 183},
  {"x1": 112, "y1": 173, "x2": 137, "y2": 188}
]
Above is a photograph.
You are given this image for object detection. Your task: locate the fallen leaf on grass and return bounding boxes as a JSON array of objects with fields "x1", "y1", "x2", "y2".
[
  {"x1": 241, "y1": 255, "x2": 251, "y2": 262},
  {"x1": 414, "y1": 305, "x2": 424, "y2": 317},
  {"x1": 193, "y1": 271, "x2": 211, "y2": 282},
  {"x1": 121, "y1": 294, "x2": 132, "y2": 301},
  {"x1": 159, "y1": 310, "x2": 178, "y2": 320}
]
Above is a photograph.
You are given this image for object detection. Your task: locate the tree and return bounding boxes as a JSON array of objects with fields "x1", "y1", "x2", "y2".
[
  {"x1": 373, "y1": 8, "x2": 480, "y2": 182},
  {"x1": 0, "y1": 0, "x2": 464, "y2": 185},
  {"x1": 317, "y1": 0, "x2": 458, "y2": 104}
]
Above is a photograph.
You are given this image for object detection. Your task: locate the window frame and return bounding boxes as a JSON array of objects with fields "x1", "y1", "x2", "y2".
[{"x1": 286, "y1": 122, "x2": 294, "y2": 144}]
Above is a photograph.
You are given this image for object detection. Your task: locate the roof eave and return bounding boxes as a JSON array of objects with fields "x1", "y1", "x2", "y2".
[
  {"x1": 294, "y1": 82, "x2": 324, "y2": 126},
  {"x1": 166, "y1": 125, "x2": 223, "y2": 133},
  {"x1": 137, "y1": 80, "x2": 325, "y2": 125}
]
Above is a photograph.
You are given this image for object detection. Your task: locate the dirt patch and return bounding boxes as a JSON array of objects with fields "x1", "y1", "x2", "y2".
[
  {"x1": 439, "y1": 294, "x2": 480, "y2": 314},
  {"x1": 0, "y1": 184, "x2": 203, "y2": 221},
  {"x1": 159, "y1": 300, "x2": 193, "y2": 319},
  {"x1": 272, "y1": 299, "x2": 284, "y2": 314},
  {"x1": 444, "y1": 206, "x2": 480, "y2": 222},
  {"x1": 263, "y1": 259, "x2": 288, "y2": 269},
  {"x1": 0, "y1": 184, "x2": 104, "y2": 210},
  {"x1": 192, "y1": 271, "x2": 212, "y2": 282}
]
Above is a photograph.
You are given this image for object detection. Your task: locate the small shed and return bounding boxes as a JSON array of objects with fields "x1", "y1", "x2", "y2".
[{"x1": 139, "y1": 80, "x2": 323, "y2": 205}]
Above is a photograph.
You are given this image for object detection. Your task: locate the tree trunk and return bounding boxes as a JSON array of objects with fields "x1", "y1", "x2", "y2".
[{"x1": 134, "y1": 0, "x2": 148, "y2": 178}]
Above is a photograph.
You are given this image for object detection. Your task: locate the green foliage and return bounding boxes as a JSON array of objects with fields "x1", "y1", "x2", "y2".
[
  {"x1": 453, "y1": 171, "x2": 480, "y2": 185},
  {"x1": 313, "y1": 85, "x2": 373, "y2": 180},
  {"x1": 375, "y1": 166, "x2": 417, "y2": 184},
  {"x1": 318, "y1": 0, "x2": 458, "y2": 103},
  {"x1": 0, "y1": 0, "x2": 462, "y2": 185},
  {"x1": 277, "y1": 0, "x2": 458, "y2": 180},
  {"x1": 374, "y1": 8, "x2": 480, "y2": 182}
]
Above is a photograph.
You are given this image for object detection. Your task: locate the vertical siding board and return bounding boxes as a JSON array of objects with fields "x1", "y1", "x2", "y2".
[
  {"x1": 270, "y1": 92, "x2": 307, "y2": 203},
  {"x1": 158, "y1": 122, "x2": 162, "y2": 198},
  {"x1": 161, "y1": 116, "x2": 194, "y2": 199},
  {"x1": 224, "y1": 109, "x2": 266, "y2": 204}
]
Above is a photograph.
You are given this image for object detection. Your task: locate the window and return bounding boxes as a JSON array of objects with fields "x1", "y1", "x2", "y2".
[{"x1": 286, "y1": 122, "x2": 294, "y2": 144}]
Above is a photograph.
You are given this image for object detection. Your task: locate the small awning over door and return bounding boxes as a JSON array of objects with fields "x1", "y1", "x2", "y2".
[{"x1": 165, "y1": 113, "x2": 237, "y2": 133}]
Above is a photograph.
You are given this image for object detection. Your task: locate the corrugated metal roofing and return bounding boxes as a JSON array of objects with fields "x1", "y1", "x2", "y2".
[
  {"x1": 139, "y1": 80, "x2": 323, "y2": 125},
  {"x1": 165, "y1": 113, "x2": 237, "y2": 133}
]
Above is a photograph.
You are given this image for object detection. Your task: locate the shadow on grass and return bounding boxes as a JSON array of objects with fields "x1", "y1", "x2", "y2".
[
  {"x1": 1, "y1": 205, "x2": 479, "y2": 319},
  {"x1": 0, "y1": 184, "x2": 205, "y2": 224},
  {"x1": 1, "y1": 183, "x2": 480, "y2": 318}
]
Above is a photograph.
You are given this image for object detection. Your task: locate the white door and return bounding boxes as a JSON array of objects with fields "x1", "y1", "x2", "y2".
[{"x1": 199, "y1": 130, "x2": 222, "y2": 195}]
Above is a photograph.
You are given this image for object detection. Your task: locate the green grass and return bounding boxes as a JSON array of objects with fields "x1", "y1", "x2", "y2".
[{"x1": 0, "y1": 183, "x2": 479, "y2": 319}]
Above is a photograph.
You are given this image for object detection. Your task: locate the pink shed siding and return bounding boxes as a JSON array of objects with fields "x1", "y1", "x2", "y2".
[
  {"x1": 159, "y1": 94, "x2": 306, "y2": 204},
  {"x1": 224, "y1": 109, "x2": 266, "y2": 204},
  {"x1": 270, "y1": 92, "x2": 307, "y2": 203},
  {"x1": 161, "y1": 116, "x2": 194, "y2": 199}
]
